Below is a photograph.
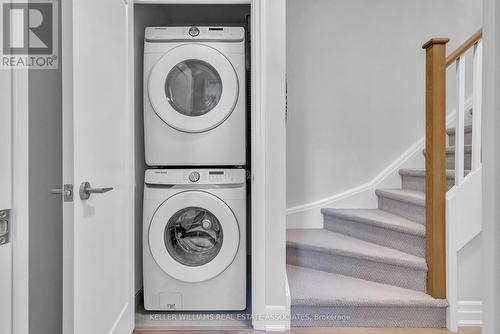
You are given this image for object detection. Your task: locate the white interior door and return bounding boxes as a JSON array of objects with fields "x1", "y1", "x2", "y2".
[
  {"x1": 62, "y1": 0, "x2": 134, "y2": 333},
  {"x1": 0, "y1": 65, "x2": 12, "y2": 334}
]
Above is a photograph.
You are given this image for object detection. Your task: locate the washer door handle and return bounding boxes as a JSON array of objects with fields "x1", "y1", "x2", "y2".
[{"x1": 79, "y1": 182, "x2": 113, "y2": 200}]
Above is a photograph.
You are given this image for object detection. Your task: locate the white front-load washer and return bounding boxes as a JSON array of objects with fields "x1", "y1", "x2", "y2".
[
  {"x1": 144, "y1": 26, "x2": 246, "y2": 166},
  {"x1": 143, "y1": 168, "x2": 246, "y2": 311}
]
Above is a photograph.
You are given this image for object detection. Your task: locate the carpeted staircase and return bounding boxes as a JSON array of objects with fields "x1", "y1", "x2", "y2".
[{"x1": 287, "y1": 125, "x2": 473, "y2": 327}]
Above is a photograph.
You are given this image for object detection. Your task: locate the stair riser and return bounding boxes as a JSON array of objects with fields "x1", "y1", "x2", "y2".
[
  {"x1": 287, "y1": 246, "x2": 427, "y2": 292},
  {"x1": 446, "y1": 153, "x2": 472, "y2": 170},
  {"x1": 377, "y1": 196, "x2": 425, "y2": 225},
  {"x1": 323, "y1": 215, "x2": 425, "y2": 257},
  {"x1": 401, "y1": 175, "x2": 455, "y2": 192},
  {"x1": 448, "y1": 132, "x2": 472, "y2": 147},
  {"x1": 291, "y1": 305, "x2": 446, "y2": 328}
]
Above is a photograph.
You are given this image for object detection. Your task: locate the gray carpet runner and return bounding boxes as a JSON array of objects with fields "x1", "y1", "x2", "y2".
[{"x1": 286, "y1": 126, "x2": 472, "y2": 327}]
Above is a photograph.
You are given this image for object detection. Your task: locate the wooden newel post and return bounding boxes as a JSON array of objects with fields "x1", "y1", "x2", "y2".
[{"x1": 422, "y1": 38, "x2": 449, "y2": 299}]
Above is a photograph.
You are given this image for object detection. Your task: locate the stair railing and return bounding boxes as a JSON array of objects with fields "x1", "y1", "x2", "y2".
[
  {"x1": 421, "y1": 29, "x2": 483, "y2": 300},
  {"x1": 447, "y1": 29, "x2": 483, "y2": 182}
]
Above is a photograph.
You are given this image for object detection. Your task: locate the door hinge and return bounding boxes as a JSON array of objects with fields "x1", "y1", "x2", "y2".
[
  {"x1": 0, "y1": 209, "x2": 10, "y2": 245},
  {"x1": 285, "y1": 74, "x2": 289, "y2": 124}
]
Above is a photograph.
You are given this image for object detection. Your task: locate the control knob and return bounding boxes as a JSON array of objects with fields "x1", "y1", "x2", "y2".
[{"x1": 189, "y1": 171, "x2": 200, "y2": 183}]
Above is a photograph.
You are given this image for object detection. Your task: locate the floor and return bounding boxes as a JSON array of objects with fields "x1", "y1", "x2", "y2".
[
  {"x1": 135, "y1": 304, "x2": 252, "y2": 330},
  {"x1": 135, "y1": 291, "x2": 253, "y2": 331},
  {"x1": 133, "y1": 327, "x2": 481, "y2": 334}
]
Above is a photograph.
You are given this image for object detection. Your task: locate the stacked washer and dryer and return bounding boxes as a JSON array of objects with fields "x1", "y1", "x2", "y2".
[{"x1": 142, "y1": 26, "x2": 247, "y2": 311}]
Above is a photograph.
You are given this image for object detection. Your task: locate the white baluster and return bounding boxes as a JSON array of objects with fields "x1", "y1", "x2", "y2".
[
  {"x1": 454, "y1": 56, "x2": 465, "y2": 185},
  {"x1": 472, "y1": 40, "x2": 483, "y2": 170}
]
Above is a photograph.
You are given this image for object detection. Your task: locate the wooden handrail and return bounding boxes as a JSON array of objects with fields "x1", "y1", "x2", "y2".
[
  {"x1": 446, "y1": 29, "x2": 483, "y2": 67},
  {"x1": 420, "y1": 29, "x2": 483, "y2": 300},
  {"x1": 422, "y1": 38, "x2": 448, "y2": 299}
]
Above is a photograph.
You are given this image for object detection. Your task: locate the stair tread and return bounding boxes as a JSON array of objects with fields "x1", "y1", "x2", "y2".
[
  {"x1": 446, "y1": 145, "x2": 472, "y2": 153},
  {"x1": 287, "y1": 265, "x2": 447, "y2": 308},
  {"x1": 399, "y1": 168, "x2": 471, "y2": 181},
  {"x1": 375, "y1": 188, "x2": 425, "y2": 207},
  {"x1": 321, "y1": 208, "x2": 425, "y2": 237},
  {"x1": 423, "y1": 145, "x2": 472, "y2": 154},
  {"x1": 286, "y1": 229, "x2": 427, "y2": 270},
  {"x1": 446, "y1": 125, "x2": 473, "y2": 135},
  {"x1": 398, "y1": 168, "x2": 459, "y2": 178}
]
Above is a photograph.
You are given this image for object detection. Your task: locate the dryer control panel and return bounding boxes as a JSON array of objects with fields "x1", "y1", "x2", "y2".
[
  {"x1": 145, "y1": 26, "x2": 245, "y2": 42},
  {"x1": 145, "y1": 169, "x2": 246, "y2": 186}
]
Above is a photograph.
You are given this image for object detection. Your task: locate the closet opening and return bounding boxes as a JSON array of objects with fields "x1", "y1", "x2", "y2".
[{"x1": 133, "y1": 3, "x2": 252, "y2": 331}]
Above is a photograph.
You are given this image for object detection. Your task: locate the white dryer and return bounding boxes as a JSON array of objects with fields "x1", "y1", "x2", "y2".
[
  {"x1": 144, "y1": 26, "x2": 246, "y2": 166},
  {"x1": 143, "y1": 168, "x2": 246, "y2": 311}
]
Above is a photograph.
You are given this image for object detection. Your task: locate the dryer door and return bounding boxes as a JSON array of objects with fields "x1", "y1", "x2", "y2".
[
  {"x1": 148, "y1": 44, "x2": 239, "y2": 133},
  {"x1": 149, "y1": 191, "x2": 240, "y2": 283}
]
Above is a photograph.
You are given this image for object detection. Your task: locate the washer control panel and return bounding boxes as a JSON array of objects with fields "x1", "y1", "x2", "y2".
[
  {"x1": 145, "y1": 169, "x2": 246, "y2": 186},
  {"x1": 188, "y1": 26, "x2": 200, "y2": 37}
]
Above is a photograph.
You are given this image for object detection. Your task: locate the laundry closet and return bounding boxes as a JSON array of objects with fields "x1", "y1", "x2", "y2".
[
  {"x1": 134, "y1": 3, "x2": 253, "y2": 330},
  {"x1": 59, "y1": 0, "x2": 287, "y2": 333}
]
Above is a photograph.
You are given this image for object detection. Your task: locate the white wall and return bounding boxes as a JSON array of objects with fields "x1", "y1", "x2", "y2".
[
  {"x1": 0, "y1": 51, "x2": 12, "y2": 334},
  {"x1": 458, "y1": 235, "x2": 482, "y2": 301},
  {"x1": 0, "y1": 73, "x2": 11, "y2": 211},
  {"x1": 481, "y1": 0, "x2": 500, "y2": 332},
  {"x1": 28, "y1": 68, "x2": 63, "y2": 334},
  {"x1": 27, "y1": 0, "x2": 63, "y2": 330},
  {"x1": 286, "y1": 0, "x2": 482, "y2": 209},
  {"x1": 251, "y1": 0, "x2": 289, "y2": 329}
]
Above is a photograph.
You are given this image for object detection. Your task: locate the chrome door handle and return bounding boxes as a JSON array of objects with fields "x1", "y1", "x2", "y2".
[{"x1": 79, "y1": 182, "x2": 113, "y2": 200}]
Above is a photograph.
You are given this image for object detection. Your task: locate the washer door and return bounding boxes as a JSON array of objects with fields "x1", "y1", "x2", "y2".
[
  {"x1": 149, "y1": 191, "x2": 240, "y2": 283},
  {"x1": 148, "y1": 44, "x2": 239, "y2": 133}
]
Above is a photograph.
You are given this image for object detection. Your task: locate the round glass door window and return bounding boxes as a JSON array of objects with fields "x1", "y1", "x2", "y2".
[
  {"x1": 165, "y1": 60, "x2": 223, "y2": 117},
  {"x1": 164, "y1": 206, "x2": 223, "y2": 267}
]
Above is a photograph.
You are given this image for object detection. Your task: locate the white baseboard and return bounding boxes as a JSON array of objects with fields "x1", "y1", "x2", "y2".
[
  {"x1": 458, "y1": 301, "x2": 482, "y2": 327},
  {"x1": 252, "y1": 305, "x2": 290, "y2": 331},
  {"x1": 286, "y1": 100, "x2": 470, "y2": 229},
  {"x1": 286, "y1": 138, "x2": 424, "y2": 228}
]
